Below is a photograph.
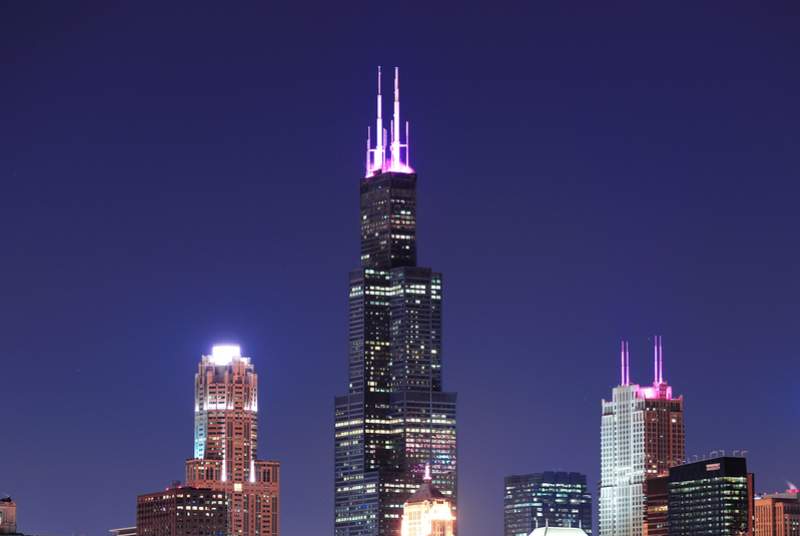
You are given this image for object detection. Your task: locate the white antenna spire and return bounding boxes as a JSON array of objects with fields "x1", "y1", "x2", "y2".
[
  {"x1": 375, "y1": 66, "x2": 385, "y2": 171},
  {"x1": 392, "y1": 66, "x2": 401, "y2": 166}
]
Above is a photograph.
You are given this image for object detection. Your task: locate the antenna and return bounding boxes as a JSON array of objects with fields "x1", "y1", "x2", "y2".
[
  {"x1": 620, "y1": 340, "x2": 627, "y2": 386},
  {"x1": 392, "y1": 66, "x2": 401, "y2": 166},
  {"x1": 375, "y1": 67, "x2": 384, "y2": 172},
  {"x1": 659, "y1": 335, "x2": 664, "y2": 383},
  {"x1": 653, "y1": 336, "x2": 658, "y2": 384},
  {"x1": 625, "y1": 341, "x2": 631, "y2": 385}
]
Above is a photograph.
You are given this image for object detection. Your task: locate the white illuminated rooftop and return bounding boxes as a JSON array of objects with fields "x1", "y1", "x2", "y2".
[
  {"x1": 530, "y1": 528, "x2": 588, "y2": 536},
  {"x1": 209, "y1": 344, "x2": 241, "y2": 365}
]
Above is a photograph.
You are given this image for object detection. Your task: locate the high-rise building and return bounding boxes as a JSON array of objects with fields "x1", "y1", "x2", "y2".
[
  {"x1": 137, "y1": 485, "x2": 227, "y2": 536},
  {"x1": 400, "y1": 466, "x2": 455, "y2": 536},
  {"x1": 504, "y1": 472, "x2": 592, "y2": 536},
  {"x1": 185, "y1": 345, "x2": 280, "y2": 536},
  {"x1": 0, "y1": 497, "x2": 16, "y2": 534},
  {"x1": 334, "y1": 67, "x2": 458, "y2": 536},
  {"x1": 599, "y1": 338, "x2": 685, "y2": 536},
  {"x1": 754, "y1": 490, "x2": 800, "y2": 536},
  {"x1": 667, "y1": 456, "x2": 753, "y2": 536}
]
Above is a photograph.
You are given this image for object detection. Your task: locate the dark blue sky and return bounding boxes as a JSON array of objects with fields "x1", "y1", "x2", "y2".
[{"x1": 2, "y1": 2, "x2": 799, "y2": 535}]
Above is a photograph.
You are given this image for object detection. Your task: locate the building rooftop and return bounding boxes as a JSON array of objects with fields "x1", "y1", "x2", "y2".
[{"x1": 529, "y1": 527, "x2": 589, "y2": 536}]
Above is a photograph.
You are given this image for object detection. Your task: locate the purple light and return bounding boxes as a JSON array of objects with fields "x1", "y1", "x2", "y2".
[{"x1": 365, "y1": 66, "x2": 415, "y2": 177}]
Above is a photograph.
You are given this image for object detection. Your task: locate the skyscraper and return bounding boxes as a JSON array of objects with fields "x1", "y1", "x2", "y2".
[
  {"x1": 599, "y1": 338, "x2": 685, "y2": 536},
  {"x1": 334, "y1": 68, "x2": 458, "y2": 536},
  {"x1": 504, "y1": 472, "x2": 592, "y2": 536},
  {"x1": 185, "y1": 345, "x2": 280, "y2": 536},
  {"x1": 667, "y1": 456, "x2": 754, "y2": 536}
]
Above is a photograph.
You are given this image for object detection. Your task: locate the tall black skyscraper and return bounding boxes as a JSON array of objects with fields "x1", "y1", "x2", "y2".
[{"x1": 334, "y1": 68, "x2": 457, "y2": 536}]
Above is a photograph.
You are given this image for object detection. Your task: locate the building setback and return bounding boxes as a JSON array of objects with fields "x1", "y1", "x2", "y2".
[
  {"x1": 185, "y1": 345, "x2": 280, "y2": 536},
  {"x1": 504, "y1": 472, "x2": 592, "y2": 536},
  {"x1": 667, "y1": 456, "x2": 753, "y2": 536},
  {"x1": 137, "y1": 485, "x2": 227, "y2": 536},
  {"x1": 334, "y1": 68, "x2": 457, "y2": 536},
  {"x1": 754, "y1": 491, "x2": 800, "y2": 536},
  {"x1": 599, "y1": 338, "x2": 685, "y2": 536}
]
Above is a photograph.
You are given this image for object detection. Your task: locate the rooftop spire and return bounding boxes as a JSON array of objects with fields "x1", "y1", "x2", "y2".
[
  {"x1": 658, "y1": 335, "x2": 664, "y2": 384},
  {"x1": 620, "y1": 340, "x2": 631, "y2": 386},
  {"x1": 653, "y1": 335, "x2": 659, "y2": 384},
  {"x1": 423, "y1": 463, "x2": 432, "y2": 482},
  {"x1": 364, "y1": 66, "x2": 414, "y2": 177}
]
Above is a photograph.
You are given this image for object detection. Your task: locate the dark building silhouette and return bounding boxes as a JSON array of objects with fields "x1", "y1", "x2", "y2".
[
  {"x1": 504, "y1": 472, "x2": 592, "y2": 536},
  {"x1": 645, "y1": 476, "x2": 669, "y2": 536},
  {"x1": 334, "y1": 68, "x2": 457, "y2": 536},
  {"x1": 668, "y1": 457, "x2": 754, "y2": 536}
]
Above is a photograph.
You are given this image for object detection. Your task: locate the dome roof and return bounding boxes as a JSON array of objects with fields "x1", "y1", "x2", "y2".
[{"x1": 406, "y1": 481, "x2": 447, "y2": 504}]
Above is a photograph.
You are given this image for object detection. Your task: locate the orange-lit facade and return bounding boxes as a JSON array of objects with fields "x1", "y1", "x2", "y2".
[
  {"x1": 185, "y1": 345, "x2": 280, "y2": 536},
  {"x1": 755, "y1": 493, "x2": 800, "y2": 536}
]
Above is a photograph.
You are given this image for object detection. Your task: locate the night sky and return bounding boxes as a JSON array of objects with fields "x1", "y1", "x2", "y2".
[{"x1": 2, "y1": 3, "x2": 799, "y2": 535}]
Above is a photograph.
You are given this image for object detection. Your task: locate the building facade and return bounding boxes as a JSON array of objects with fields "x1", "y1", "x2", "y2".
[
  {"x1": 334, "y1": 68, "x2": 457, "y2": 536},
  {"x1": 185, "y1": 345, "x2": 280, "y2": 536},
  {"x1": 599, "y1": 338, "x2": 685, "y2": 536},
  {"x1": 667, "y1": 456, "x2": 753, "y2": 536},
  {"x1": 137, "y1": 485, "x2": 227, "y2": 536},
  {"x1": 0, "y1": 498, "x2": 16, "y2": 535},
  {"x1": 400, "y1": 467, "x2": 455, "y2": 536},
  {"x1": 644, "y1": 476, "x2": 669, "y2": 536},
  {"x1": 754, "y1": 491, "x2": 800, "y2": 536},
  {"x1": 504, "y1": 472, "x2": 592, "y2": 536}
]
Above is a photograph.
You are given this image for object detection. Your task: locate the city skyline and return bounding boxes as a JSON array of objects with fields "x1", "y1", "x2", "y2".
[{"x1": 2, "y1": 3, "x2": 799, "y2": 536}]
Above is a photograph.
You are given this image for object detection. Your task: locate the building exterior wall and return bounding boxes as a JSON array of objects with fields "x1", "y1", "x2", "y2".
[
  {"x1": 335, "y1": 158, "x2": 457, "y2": 535},
  {"x1": 136, "y1": 486, "x2": 226, "y2": 536},
  {"x1": 0, "y1": 498, "x2": 16, "y2": 534},
  {"x1": 185, "y1": 347, "x2": 280, "y2": 536},
  {"x1": 504, "y1": 472, "x2": 592, "y2": 536},
  {"x1": 667, "y1": 457, "x2": 753, "y2": 536},
  {"x1": 599, "y1": 342, "x2": 684, "y2": 536},
  {"x1": 755, "y1": 494, "x2": 800, "y2": 536}
]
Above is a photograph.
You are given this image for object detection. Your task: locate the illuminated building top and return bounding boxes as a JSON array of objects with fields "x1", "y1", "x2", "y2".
[{"x1": 365, "y1": 66, "x2": 414, "y2": 177}]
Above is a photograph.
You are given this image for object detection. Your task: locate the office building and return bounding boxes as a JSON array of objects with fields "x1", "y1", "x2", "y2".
[
  {"x1": 137, "y1": 484, "x2": 226, "y2": 536},
  {"x1": 755, "y1": 490, "x2": 800, "y2": 536},
  {"x1": 185, "y1": 345, "x2": 280, "y2": 536},
  {"x1": 599, "y1": 338, "x2": 685, "y2": 536},
  {"x1": 504, "y1": 472, "x2": 592, "y2": 536},
  {"x1": 667, "y1": 456, "x2": 753, "y2": 536},
  {"x1": 334, "y1": 68, "x2": 458, "y2": 536}
]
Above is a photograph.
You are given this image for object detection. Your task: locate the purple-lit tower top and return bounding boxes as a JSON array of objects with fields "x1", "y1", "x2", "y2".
[
  {"x1": 365, "y1": 66, "x2": 413, "y2": 177},
  {"x1": 619, "y1": 335, "x2": 673, "y2": 400}
]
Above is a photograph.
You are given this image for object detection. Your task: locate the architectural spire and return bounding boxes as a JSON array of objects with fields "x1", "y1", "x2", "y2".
[
  {"x1": 620, "y1": 340, "x2": 631, "y2": 386},
  {"x1": 365, "y1": 66, "x2": 414, "y2": 176},
  {"x1": 621, "y1": 340, "x2": 626, "y2": 386},
  {"x1": 653, "y1": 335, "x2": 659, "y2": 384},
  {"x1": 658, "y1": 335, "x2": 664, "y2": 383},
  {"x1": 423, "y1": 463, "x2": 432, "y2": 482}
]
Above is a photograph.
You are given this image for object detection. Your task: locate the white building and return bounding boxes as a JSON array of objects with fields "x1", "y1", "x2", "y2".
[{"x1": 599, "y1": 339, "x2": 685, "y2": 536}]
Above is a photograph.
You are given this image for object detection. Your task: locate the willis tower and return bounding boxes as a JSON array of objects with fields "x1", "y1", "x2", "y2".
[{"x1": 334, "y1": 68, "x2": 458, "y2": 536}]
